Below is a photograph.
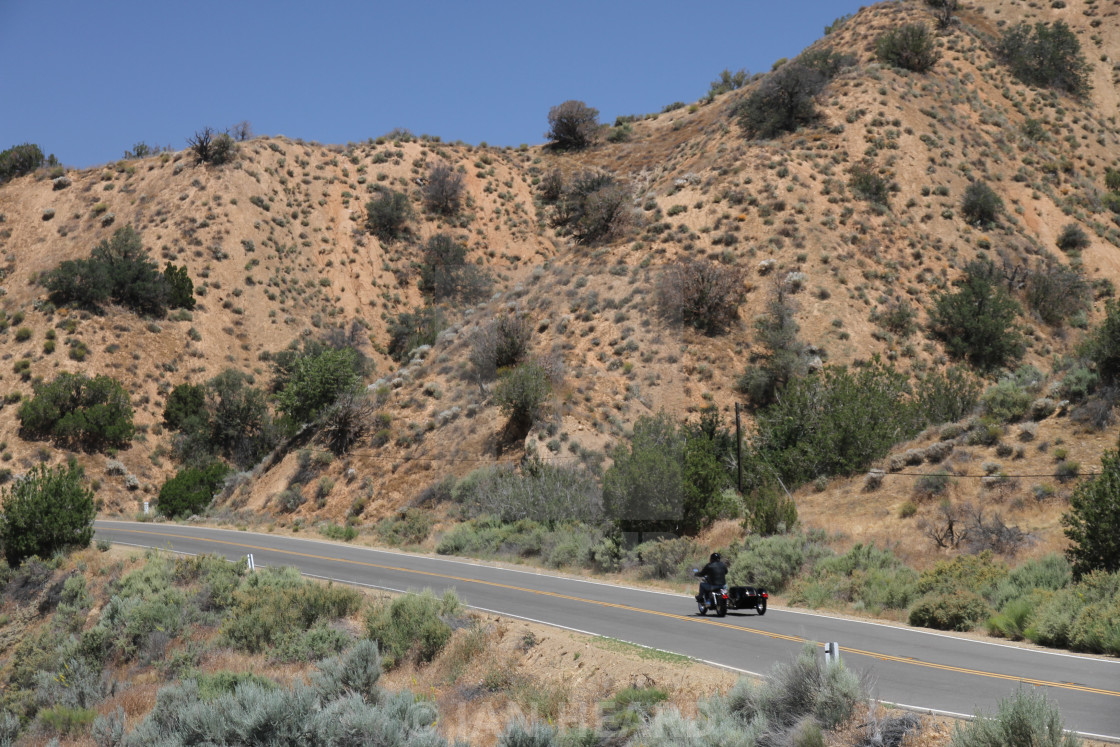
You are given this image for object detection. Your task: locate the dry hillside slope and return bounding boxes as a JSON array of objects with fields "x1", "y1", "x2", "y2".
[{"x1": 0, "y1": 0, "x2": 1117, "y2": 562}]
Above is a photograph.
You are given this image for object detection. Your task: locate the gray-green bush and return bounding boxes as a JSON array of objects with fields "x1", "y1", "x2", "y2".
[{"x1": 950, "y1": 688, "x2": 1082, "y2": 747}]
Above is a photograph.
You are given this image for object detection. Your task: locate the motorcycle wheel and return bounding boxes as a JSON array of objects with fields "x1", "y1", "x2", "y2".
[
  {"x1": 716, "y1": 600, "x2": 727, "y2": 617},
  {"x1": 698, "y1": 606, "x2": 707, "y2": 616},
  {"x1": 756, "y1": 598, "x2": 767, "y2": 616}
]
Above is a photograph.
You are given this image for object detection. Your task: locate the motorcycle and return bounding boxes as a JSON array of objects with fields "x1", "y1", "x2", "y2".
[{"x1": 693, "y1": 570, "x2": 768, "y2": 617}]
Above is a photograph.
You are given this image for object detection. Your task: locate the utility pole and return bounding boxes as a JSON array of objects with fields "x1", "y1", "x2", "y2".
[{"x1": 735, "y1": 402, "x2": 742, "y2": 494}]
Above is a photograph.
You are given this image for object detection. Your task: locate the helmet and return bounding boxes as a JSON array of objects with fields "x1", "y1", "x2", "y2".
[{"x1": 710, "y1": 552, "x2": 722, "y2": 563}]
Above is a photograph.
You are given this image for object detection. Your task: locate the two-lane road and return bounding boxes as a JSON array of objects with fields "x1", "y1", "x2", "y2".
[{"x1": 94, "y1": 521, "x2": 1120, "y2": 740}]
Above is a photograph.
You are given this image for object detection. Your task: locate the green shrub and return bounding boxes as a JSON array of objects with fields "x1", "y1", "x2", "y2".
[
  {"x1": 655, "y1": 259, "x2": 746, "y2": 334},
  {"x1": 788, "y1": 544, "x2": 918, "y2": 613},
  {"x1": 1056, "y1": 223, "x2": 1090, "y2": 252},
  {"x1": 628, "y1": 537, "x2": 697, "y2": 581},
  {"x1": 364, "y1": 188, "x2": 412, "y2": 242},
  {"x1": 222, "y1": 567, "x2": 364, "y2": 658},
  {"x1": 916, "y1": 552, "x2": 1009, "y2": 598},
  {"x1": 991, "y1": 553, "x2": 1071, "y2": 610},
  {"x1": 124, "y1": 676, "x2": 442, "y2": 746},
  {"x1": 18, "y1": 372, "x2": 134, "y2": 452},
  {"x1": 876, "y1": 23, "x2": 939, "y2": 72},
  {"x1": 363, "y1": 590, "x2": 461, "y2": 669},
  {"x1": 908, "y1": 590, "x2": 991, "y2": 631},
  {"x1": 718, "y1": 643, "x2": 864, "y2": 733},
  {"x1": 848, "y1": 160, "x2": 890, "y2": 206},
  {"x1": 950, "y1": 689, "x2": 1082, "y2": 747},
  {"x1": 916, "y1": 366, "x2": 981, "y2": 425},
  {"x1": 494, "y1": 361, "x2": 552, "y2": 429},
  {"x1": 929, "y1": 260, "x2": 1024, "y2": 372},
  {"x1": 0, "y1": 463, "x2": 94, "y2": 568},
  {"x1": 546, "y1": 100, "x2": 599, "y2": 151},
  {"x1": 36, "y1": 705, "x2": 96, "y2": 736},
  {"x1": 726, "y1": 530, "x2": 833, "y2": 594},
  {"x1": 195, "y1": 670, "x2": 278, "y2": 700},
  {"x1": 997, "y1": 20, "x2": 1090, "y2": 98},
  {"x1": 375, "y1": 509, "x2": 433, "y2": 546},
  {"x1": 0, "y1": 143, "x2": 47, "y2": 183},
  {"x1": 708, "y1": 68, "x2": 749, "y2": 97},
  {"x1": 157, "y1": 461, "x2": 230, "y2": 519},
  {"x1": 318, "y1": 523, "x2": 358, "y2": 542},
  {"x1": 980, "y1": 380, "x2": 1033, "y2": 423},
  {"x1": 453, "y1": 463, "x2": 602, "y2": 523},
  {"x1": 960, "y1": 181, "x2": 1003, "y2": 227}
]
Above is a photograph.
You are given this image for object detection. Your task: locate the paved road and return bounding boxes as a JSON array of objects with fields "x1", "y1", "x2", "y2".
[{"x1": 94, "y1": 520, "x2": 1120, "y2": 740}]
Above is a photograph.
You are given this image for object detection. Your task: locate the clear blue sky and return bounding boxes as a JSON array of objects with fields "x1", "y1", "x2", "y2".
[{"x1": 1, "y1": 1, "x2": 867, "y2": 169}]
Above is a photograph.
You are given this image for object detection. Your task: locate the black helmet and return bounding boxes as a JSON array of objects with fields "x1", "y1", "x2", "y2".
[{"x1": 710, "y1": 552, "x2": 721, "y2": 563}]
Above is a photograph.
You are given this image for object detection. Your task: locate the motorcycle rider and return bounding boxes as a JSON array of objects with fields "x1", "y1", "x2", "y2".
[{"x1": 695, "y1": 552, "x2": 729, "y2": 607}]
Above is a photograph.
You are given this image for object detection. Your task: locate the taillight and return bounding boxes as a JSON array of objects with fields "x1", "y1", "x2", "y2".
[{"x1": 762, "y1": 592, "x2": 768, "y2": 598}]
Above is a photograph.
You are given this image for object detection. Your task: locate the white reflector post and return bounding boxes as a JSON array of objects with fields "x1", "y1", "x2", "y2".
[
  {"x1": 825, "y1": 641, "x2": 840, "y2": 664},
  {"x1": 143, "y1": 501, "x2": 149, "y2": 515},
  {"x1": 247, "y1": 553, "x2": 255, "y2": 572}
]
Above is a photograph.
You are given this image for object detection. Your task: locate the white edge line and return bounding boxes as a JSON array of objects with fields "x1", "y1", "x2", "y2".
[
  {"x1": 97, "y1": 522, "x2": 1120, "y2": 666},
  {"x1": 103, "y1": 540, "x2": 1120, "y2": 743}
]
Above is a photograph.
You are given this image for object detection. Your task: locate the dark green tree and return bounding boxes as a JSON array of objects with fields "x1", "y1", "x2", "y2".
[
  {"x1": 157, "y1": 461, "x2": 230, "y2": 519},
  {"x1": 546, "y1": 100, "x2": 600, "y2": 151},
  {"x1": 998, "y1": 21, "x2": 1091, "y2": 98},
  {"x1": 163, "y1": 262, "x2": 196, "y2": 310},
  {"x1": 0, "y1": 143, "x2": 46, "y2": 182},
  {"x1": 929, "y1": 261, "x2": 1024, "y2": 372},
  {"x1": 18, "y1": 372, "x2": 134, "y2": 452},
  {"x1": 752, "y1": 359, "x2": 922, "y2": 488},
  {"x1": 418, "y1": 234, "x2": 490, "y2": 302},
  {"x1": 42, "y1": 258, "x2": 111, "y2": 310},
  {"x1": 163, "y1": 383, "x2": 208, "y2": 432},
  {"x1": 365, "y1": 189, "x2": 412, "y2": 242},
  {"x1": 276, "y1": 348, "x2": 362, "y2": 428},
  {"x1": 1080, "y1": 299, "x2": 1120, "y2": 387},
  {"x1": 1062, "y1": 450, "x2": 1120, "y2": 578},
  {"x1": 602, "y1": 413, "x2": 685, "y2": 536},
  {"x1": 45, "y1": 225, "x2": 170, "y2": 316},
  {"x1": 960, "y1": 181, "x2": 1003, "y2": 227},
  {"x1": 206, "y1": 369, "x2": 277, "y2": 469},
  {"x1": 0, "y1": 462, "x2": 95, "y2": 566},
  {"x1": 737, "y1": 285, "x2": 808, "y2": 408},
  {"x1": 735, "y1": 55, "x2": 848, "y2": 139}
]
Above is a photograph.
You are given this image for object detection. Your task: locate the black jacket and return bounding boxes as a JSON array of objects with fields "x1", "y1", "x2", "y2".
[{"x1": 696, "y1": 560, "x2": 729, "y2": 587}]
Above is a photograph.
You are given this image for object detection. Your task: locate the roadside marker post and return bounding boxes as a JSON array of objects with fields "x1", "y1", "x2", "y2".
[{"x1": 825, "y1": 641, "x2": 840, "y2": 665}]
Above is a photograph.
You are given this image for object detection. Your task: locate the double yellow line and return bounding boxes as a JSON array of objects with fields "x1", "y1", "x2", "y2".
[{"x1": 108, "y1": 527, "x2": 1120, "y2": 699}]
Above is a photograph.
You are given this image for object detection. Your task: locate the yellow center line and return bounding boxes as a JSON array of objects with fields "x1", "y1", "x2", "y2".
[{"x1": 108, "y1": 527, "x2": 1120, "y2": 699}]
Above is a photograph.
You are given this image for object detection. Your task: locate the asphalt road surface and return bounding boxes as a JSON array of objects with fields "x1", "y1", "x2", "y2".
[{"x1": 94, "y1": 520, "x2": 1120, "y2": 740}]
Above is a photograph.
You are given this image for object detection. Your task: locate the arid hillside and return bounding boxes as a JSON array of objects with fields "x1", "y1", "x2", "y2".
[{"x1": 0, "y1": 0, "x2": 1119, "y2": 562}]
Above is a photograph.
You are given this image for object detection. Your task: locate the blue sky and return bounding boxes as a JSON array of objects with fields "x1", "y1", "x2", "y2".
[{"x1": 1, "y1": 1, "x2": 867, "y2": 169}]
